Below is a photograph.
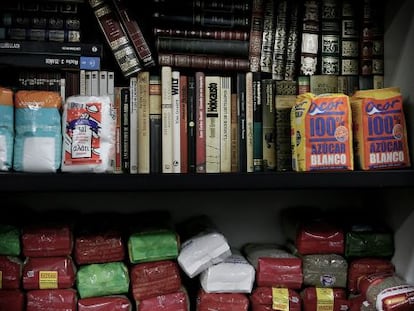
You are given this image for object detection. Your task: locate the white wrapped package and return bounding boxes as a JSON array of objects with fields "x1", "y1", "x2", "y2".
[
  {"x1": 243, "y1": 243, "x2": 296, "y2": 268},
  {"x1": 177, "y1": 232, "x2": 231, "y2": 278},
  {"x1": 200, "y1": 251, "x2": 255, "y2": 293},
  {"x1": 61, "y1": 95, "x2": 116, "y2": 173}
]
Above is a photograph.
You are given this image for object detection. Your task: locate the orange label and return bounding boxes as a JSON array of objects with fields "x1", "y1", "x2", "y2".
[
  {"x1": 272, "y1": 288, "x2": 289, "y2": 311},
  {"x1": 0, "y1": 270, "x2": 2, "y2": 289},
  {"x1": 316, "y1": 288, "x2": 334, "y2": 311},
  {"x1": 39, "y1": 271, "x2": 58, "y2": 289}
]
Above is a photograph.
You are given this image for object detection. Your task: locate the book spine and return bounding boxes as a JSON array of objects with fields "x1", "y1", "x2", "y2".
[
  {"x1": 259, "y1": 0, "x2": 276, "y2": 73},
  {"x1": 180, "y1": 74, "x2": 188, "y2": 174},
  {"x1": 149, "y1": 74, "x2": 162, "y2": 174},
  {"x1": 272, "y1": 0, "x2": 289, "y2": 80},
  {"x1": 111, "y1": 0, "x2": 156, "y2": 68},
  {"x1": 205, "y1": 75, "x2": 221, "y2": 173},
  {"x1": 156, "y1": 36, "x2": 249, "y2": 57},
  {"x1": 195, "y1": 71, "x2": 206, "y2": 173},
  {"x1": 137, "y1": 70, "x2": 150, "y2": 174},
  {"x1": 248, "y1": 0, "x2": 264, "y2": 72},
  {"x1": 153, "y1": 27, "x2": 249, "y2": 41},
  {"x1": 129, "y1": 75, "x2": 138, "y2": 173},
  {"x1": 187, "y1": 75, "x2": 197, "y2": 173},
  {"x1": 88, "y1": 0, "x2": 142, "y2": 78},
  {"x1": 237, "y1": 72, "x2": 247, "y2": 172},
  {"x1": 6, "y1": 28, "x2": 81, "y2": 43},
  {"x1": 113, "y1": 86, "x2": 123, "y2": 173},
  {"x1": 157, "y1": 53, "x2": 250, "y2": 71},
  {"x1": 340, "y1": 1, "x2": 359, "y2": 76},
  {"x1": 284, "y1": 0, "x2": 300, "y2": 81},
  {"x1": 153, "y1": 0, "x2": 251, "y2": 13},
  {"x1": 309, "y1": 74, "x2": 339, "y2": 94},
  {"x1": 220, "y1": 76, "x2": 231, "y2": 173},
  {"x1": 120, "y1": 86, "x2": 130, "y2": 172},
  {"x1": 230, "y1": 92, "x2": 239, "y2": 172},
  {"x1": 261, "y1": 78, "x2": 275, "y2": 171},
  {"x1": 172, "y1": 70, "x2": 181, "y2": 173},
  {"x1": 252, "y1": 72, "x2": 263, "y2": 172},
  {"x1": 245, "y1": 71, "x2": 254, "y2": 173},
  {"x1": 0, "y1": 53, "x2": 82, "y2": 70},
  {"x1": 161, "y1": 66, "x2": 173, "y2": 173},
  {"x1": 91, "y1": 70, "x2": 99, "y2": 96},
  {"x1": 98, "y1": 70, "x2": 108, "y2": 95},
  {"x1": 320, "y1": 0, "x2": 341, "y2": 75}
]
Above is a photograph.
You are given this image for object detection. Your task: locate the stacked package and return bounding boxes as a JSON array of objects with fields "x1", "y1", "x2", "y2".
[
  {"x1": 250, "y1": 287, "x2": 302, "y2": 311},
  {"x1": 0, "y1": 87, "x2": 14, "y2": 171},
  {"x1": 128, "y1": 211, "x2": 189, "y2": 311},
  {"x1": 22, "y1": 223, "x2": 77, "y2": 311},
  {"x1": 0, "y1": 224, "x2": 24, "y2": 311},
  {"x1": 74, "y1": 221, "x2": 132, "y2": 311}
]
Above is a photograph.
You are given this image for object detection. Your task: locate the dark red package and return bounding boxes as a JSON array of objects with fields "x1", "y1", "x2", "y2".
[
  {"x1": 0, "y1": 289, "x2": 25, "y2": 311},
  {"x1": 348, "y1": 258, "x2": 395, "y2": 293},
  {"x1": 358, "y1": 271, "x2": 396, "y2": 297},
  {"x1": 197, "y1": 289, "x2": 249, "y2": 311},
  {"x1": 296, "y1": 222, "x2": 344, "y2": 255},
  {"x1": 26, "y1": 289, "x2": 77, "y2": 311},
  {"x1": 22, "y1": 256, "x2": 76, "y2": 290},
  {"x1": 74, "y1": 230, "x2": 125, "y2": 265},
  {"x1": 78, "y1": 295, "x2": 132, "y2": 311},
  {"x1": 130, "y1": 260, "x2": 182, "y2": 301},
  {"x1": 22, "y1": 224, "x2": 73, "y2": 257},
  {"x1": 376, "y1": 284, "x2": 414, "y2": 311},
  {"x1": 256, "y1": 257, "x2": 303, "y2": 289},
  {"x1": 250, "y1": 287, "x2": 301, "y2": 311},
  {"x1": 348, "y1": 294, "x2": 366, "y2": 311},
  {"x1": 136, "y1": 289, "x2": 189, "y2": 311},
  {"x1": 301, "y1": 287, "x2": 350, "y2": 311},
  {"x1": 0, "y1": 255, "x2": 22, "y2": 289}
]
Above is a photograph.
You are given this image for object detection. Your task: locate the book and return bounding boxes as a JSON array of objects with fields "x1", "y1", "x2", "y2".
[
  {"x1": 205, "y1": 75, "x2": 221, "y2": 173},
  {"x1": 161, "y1": 65, "x2": 173, "y2": 173},
  {"x1": 272, "y1": 0, "x2": 289, "y2": 80},
  {"x1": 152, "y1": 0, "x2": 251, "y2": 13},
  {"x1": 137, "y1": 70, "x2": 150, "y2": 174},
  {"x1": 309, "y1": 74, "x2": 338, "y2": 95},
  {"x1": 129, "y1": 75, "x2": 138, "y2": 173},
  {"x1": 236, "y1": 72, "x2": 247, "y2": 172},
  {"x1": 172, "y1": 70, "x2": 181, "y2": 173},
  {"x1": 195, "y1": 71, "x2": 206, "y2": 173},
  {"x1": 0, "y1": 53, "x2": 87, "y2": 71},
  {"x1": 153, "y1": 27, "x2": 249, "y2": 41},
  {"x1": 220, "y1": 76, "x2": 232, "y2": 173},
  {"x1": 259, "y1": 0, "x2": 276, "y2": 73},
  {"x1": 248, "y1": 0, "x2": 264, "y2": 72},
  {"x1": 149, "y1": 74, "x2": 162, "y2": 174},
  {"x1": 252, "y1": 72, "x2": 263, "y2": 172},
  {"x1": 180, "y1": 74, "x2": 188, "y2": 174},
  {"x1": 113, "y1": 86, "x2": 124, "y2": 173},
  {"x1": 0, "y1": 40, "x2": 103, "y2": 57},
  {"x1": 88, "y1": 0, "x2": 142, "y2": 78},
  {"x1": 245, "y1": 71, "x2": 254, "y2": 173},
  {"x1": 156, "y1": 36, "x2": 249, "y2": 57},
  {"x1": 111, "y1": 0, "x2": 156, "y2": 68},
  {"x1": 120, "y1": 86, "x2": 130, "y2": 172},
  {"x1": 261, "y1": 78, "x2": 275, "y2": 171},
  {"x1": 158, "y1": 53, "x2": 250, "y2": 71},
  {"x1": 299, "y1": 0, "x2": 320, "y2": 75},
  {"x1": 340, "y1": 0, "x2": 359, "y2": 76},
  {"x1": 187, "y1": 74, "x2": 197, "y2": 173},
  {"x1": 284, "y1": 0, "x2": 300, "y2": 80}
]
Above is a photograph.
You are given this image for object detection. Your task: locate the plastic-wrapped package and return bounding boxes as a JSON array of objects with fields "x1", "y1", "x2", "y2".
[
  {"x1": 0, "y1": 224, "x2": 21, "y2": 256},
  {"x1": 0, "y1": 87, "x2": 14, "y2": 171},
  {"x1": 242, "y1": 243, "x2": 295, "y2": 269},
  {"x1": 256, "y1": 257, "x2": 303, "y2": 289},
  {"x1": 0, "y1": 255, "x2": 22, "y2": 289},
  {"x1": 301, "y1": 287, "x2": 350, "y2": 311},
  {"x1": 26, "y1": 289, "x2": 77, "y2": 311},
  {"x1": 196, "y1": 289, "x2": 249, "y2": 311},
  {"x1": 136, "y1": 288, "x2": 190, "y2": 311},
  {"x1": 250, "y1": 287, "x2": 301, "y2": 311},
  {"x1": 78, "y1": 295, "x2": 132, "y2": 311},
  {"x1": 302, "y1": 254, "x2": 348, "y2": 288},
  {"x1": 0, "y1": 289, "x2": 25, "y2": 311},
  {"x1": 13, "y1": 90, "x2": 62, "y2": 172}
]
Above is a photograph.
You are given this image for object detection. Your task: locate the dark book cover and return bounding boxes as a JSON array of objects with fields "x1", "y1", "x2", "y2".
[
  {"x1": 253, "y1": 72, "x2": 263, "y2": 172},
  {"x1": 248, "y1": 0, "x2": 264, "y2": 72},
  {"x1": 259, "y1": 0, "x2": 276, "y2": 73},
  {"x1": 187, "y1": 74, "x2": 196, "y2": 173},
  {"x1": 237, "y1": 72, "x2": 247, "y2": 172},
  {"x1": 153, "y1": 0, "x2": 251, "y2": 14},
  {"x1": 0, "y1": 53, "x2": 81, "y2": 70},
  {"x1": 261, "y1": 78, "x2": 276, "y2": 171},
  {"x1": 153, "y1": 27, "x2": 249, "y2": 41},
  {"x1": 120, "y1": 86, "x2": 130, "y2": 173},
  {"x1": 285, "y1": 0, "x2": 300, "y2": 80},
  {"x1": 180, "y1": 74, "x2": 188, "y2": 174},
  {"x1": 149, "y1": 74, "x2": 162, "y2": 174},
  {"x1": 272, "y1": 0, "x2": 289, "y2": 80}
]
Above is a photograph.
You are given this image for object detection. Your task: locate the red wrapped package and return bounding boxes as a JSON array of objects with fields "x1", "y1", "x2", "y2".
[
  {"x1": 348, "y1": 294, "x2": 366, "y2": 311},
  {"x1": 22, "y1": 256, "x2": 76, "y2": 290},
  {"x1": 301, "y1": 287, "x2": 350, "y2": 311},
  {"x1": 74, "y1": 230, "x2": 125, "y2": 265},
  {"x1": 296, "y1": 222, "x2": 344, "y2": 255},
  {"x1": 78, "y1": 295, "x2": 132, "y2": 311},
  {"x1": 130, "y1": 260, "x2": 182, "y2": 301},
  {"x1": 358, "y1": 272, "x2": 396, "y2": 297},
  {"x1": 250, "y1": 287, "x2": 301, "y2": 311},
  {"x1": 136, "y1": 289, "x2": 189, "y2": 311},
  {"x1": 22, "y1": 224, "x2": 73, "y2": 257},
  {"x1": 0, "y1": 289, "x2": 25, "y2": 311},
  {"x1": 348, "y1": 258, "x2": 395, "y2": 293},
  {"x1": 256, "y1": 257, "x2": 303, "y2": 289},
  {"x1": 197, "y1": 289, "x2": 249, "y2": 311},
  {"x1": 0, "y1": 255, "x2": 22, "y2": 289},
  {"x1": 26, "y1": 289, "x2": 77, "y2": 311}
]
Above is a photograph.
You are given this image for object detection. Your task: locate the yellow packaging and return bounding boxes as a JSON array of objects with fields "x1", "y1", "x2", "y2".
[
  {"x1": 291, "y1": 93, "x2": 353, "y2": 171},
  {"x1": 351, "y1": 87, "x2": 410, "y2": 170}
]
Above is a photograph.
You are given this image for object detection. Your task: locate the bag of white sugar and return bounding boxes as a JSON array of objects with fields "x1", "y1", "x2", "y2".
[
  {"x1": 13, "y1": 90, "x2": 62, "y2": 172},
  {"x1": 61, "y1": 95, "x2": 116, "y2": 173},
  {"x1": 0, "y1": 87, "x2": 14, "y2": 171},
  {"x1": 291, "y1": 92, "x2": 354, "y2": 171},
  {"x1": 351, "y1": 87, "x2": 410, "y2": 170}
]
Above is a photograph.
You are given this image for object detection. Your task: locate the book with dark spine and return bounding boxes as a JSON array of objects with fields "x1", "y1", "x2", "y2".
[
  {"x1": 149, "y1": 74, "x2": 162, "y2": 174},
  {"x1": 153, "y1": 27, "x2": 249, "y2": 41},
  {"x1": 237, "y1": 72, "x2": 247, "y2": 172},
  {"x1": 252, "y1": 72, "x2": 263, "y2": 172},
  {"x1": 320, "y1": 0, "x2": 341, "y2": 75},
  {"x1": 0, "y1": 53, "x2": 82, "y2": 70},
  {"x1": 284, "y1": 0, "x2": 300, "y2": 81},
  {"x1": 249, "y1": 0, "x2": 264, "y2": 72},
  {"x1": 261, "y1": 78, "x2": 276, "y2": 171},
  {"x1": 112, "y1": 0, "x2": 156, "y2": 68},
  {"x1": 88, "y1": 0, "x2": 142, "y2": 78},
  {"x1": 272, "y1": 0, "x2": 289, "y2": 80},
  {"x1": 187, "y1": 74, "x2": 197, "y2": 173},
  {"x1": 310, "y1": 74, "x2": 338, "y2": 94},
  {"x1": 340, "y1": 0, "x2": 359, "y2": 76},
  {"x1": 259, "y1": 0, "x2": 276, "y2": 73},
  {"x1": 156, "y1": 36, "x2": 249, "y2": 57},
  {"x1": 157, "y1": 53, "x2": 250, "y2": 71},
  {"x1": 153, "y1": 0, "x2": 251, "y2": 14}
]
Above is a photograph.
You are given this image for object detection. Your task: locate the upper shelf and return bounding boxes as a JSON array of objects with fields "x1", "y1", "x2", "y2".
[{"x1": 1, "y1": 170, "x2": 414, "y2": 192}]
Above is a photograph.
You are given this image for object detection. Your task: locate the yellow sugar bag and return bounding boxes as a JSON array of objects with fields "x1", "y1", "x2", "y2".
[
  {"x1": 351, "y1": 87, "x2": 410, "y2": 170},
  {"x1": 291, "y1": 93, "x2": 353, "y2": 171}
]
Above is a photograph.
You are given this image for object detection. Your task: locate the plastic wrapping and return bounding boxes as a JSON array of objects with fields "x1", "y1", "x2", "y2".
[
  {"x1": 302, "y1": 254, "x2": 348, "y2": 288},
  {"x1": 136, "y1": 288, "x2": 190, "y2": 311},
  {"x1": 0, "y1": 86, "x2": 14, "y2": 171},
  {"x1": 0, "y1": 255, "x2": 22, "y2": 289},
  {"x1": 0, "y1": 224, "x2": 21, "y2": 256},
  {"x1": 301, "y1": 287, "x2": 349, "y2": 311},
  {"x1": 256, "y1": 257, "x2": 303, "y2": 289},
  {"x1": 250, "y1": 287, "x2": 301, "y2": 311},
  {"x1": 0, "y1": 289, "x2": 25, "y2": 311},
  {"x1": 78, "y1": 295, "x2": 132, "y2": 311},
  {"x1": 196, "y1": 289, "x2": 249, "y2": 311},
  {"x1": 26, "y1": 288, "x2": 77, "y2": 311},
  {"x1": 242, "y1": 243, "x2": 295, "y2": 269}
]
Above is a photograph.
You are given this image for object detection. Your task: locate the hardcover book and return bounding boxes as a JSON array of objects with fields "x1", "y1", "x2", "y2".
[
  {"x1": 195, "y1": 71, "x2": 206, "y2": 173},
  {"x1": 149, "y1": 74, "x2": 162, "y2": 174},
  {"x1": 161, "y1": 66, "x2": 173, "y2": 173},
  {"x1": 220, "y1": 76, "x2": 232, "y2": 173},
  {"x1": 137, "y1": 70, "x2": 150, "y2": 174},
  {"x1": 172, "y1": 70, "x2": 181, "y2": 173},
  {"x1": 205, "y1": 75, "x2": 221, "y2": 173}
]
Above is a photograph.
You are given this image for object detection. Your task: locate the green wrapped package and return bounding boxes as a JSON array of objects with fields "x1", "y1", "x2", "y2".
[
  {"x1": 76, "y1": 262, "x2": 130, "y2": 298},
  {"x1": 345, "y1": 230, "x2": 394, "y2": 258},
  {"x1": 0, "y1": 225, "x2": 21, "y2": 256},
  {"x1": 128, "y1": 229, "x2": 179, "y2": 264}
]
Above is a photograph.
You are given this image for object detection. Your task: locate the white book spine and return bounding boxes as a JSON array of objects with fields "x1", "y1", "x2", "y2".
[
  {"x1": 245, "y1": 72, "x2": 254, "y2": 172},
  {"x1": 205, "y1": 75, "x2": 221, "y2": 173},
  {"x1": 172, "y1": 70, "x2": 181, "y2": 173},
  {"x1": 129, "y1": 76, "x2": 138, "y2": 174},
  {"x1": 85, "y1": 70, "x2": 92, "y2": 96},
  {"x1": 137, "y1": 71, "x2": 150, "y2": 174},
  {"x1": 79, "y1": 69, "x2": 86, "y2": 96},
  {"x1": 161, "y1": 66, "x2": 173, "y2": 173},
  {"x1": 220, "y1": 76, "x2": 232, "y2": 173},
  {"x1": 99, "y1": 70, "x2": 108, "y2": 96}
]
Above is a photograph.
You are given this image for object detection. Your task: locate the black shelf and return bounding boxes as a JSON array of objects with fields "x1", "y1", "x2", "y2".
[{"x1": 1, "y1": 170, "x2": 414, "y2": 192}]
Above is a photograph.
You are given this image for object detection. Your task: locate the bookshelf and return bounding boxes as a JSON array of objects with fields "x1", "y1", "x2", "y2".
[{"x1": 0, "y1": 0, "x2": 414, "y2": 306}]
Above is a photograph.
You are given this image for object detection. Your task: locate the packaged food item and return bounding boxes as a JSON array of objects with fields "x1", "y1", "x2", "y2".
[{"x1": 0, "y1": 87, "x2": 14, "y2": 171}]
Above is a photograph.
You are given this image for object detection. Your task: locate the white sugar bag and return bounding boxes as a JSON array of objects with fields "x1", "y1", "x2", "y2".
[
  {"x1": 177, "y1": 232, "x2": 231, "y2": 278},
  {"x1": 61, "y1": 95, "x2": 116, "y2": 173},
  {"x1": 200, "y1": 250, "x2": 255, "y2": 293}
]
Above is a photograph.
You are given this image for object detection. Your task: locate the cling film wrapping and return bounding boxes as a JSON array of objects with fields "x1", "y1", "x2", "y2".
[
  {"x1": 351, "y1": 87, "x2": 410, "y2": 170},
  {"x1": 291, "y1": 93, "x2": 353, "y2": 171}
]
